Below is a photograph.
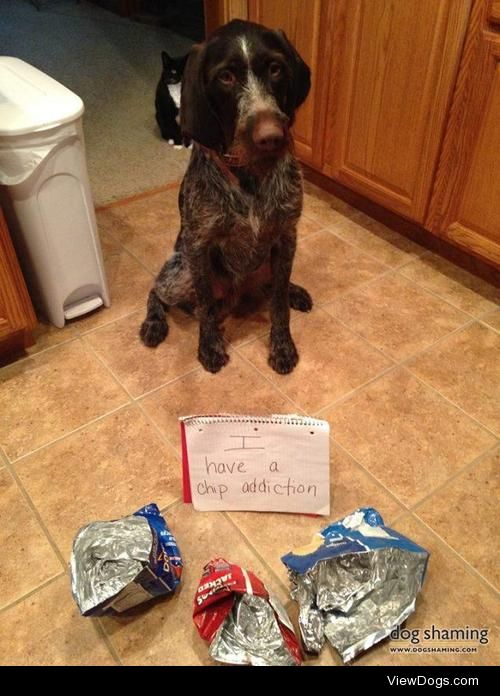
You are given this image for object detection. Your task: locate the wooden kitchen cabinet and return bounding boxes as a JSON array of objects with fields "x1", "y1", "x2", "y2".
[
  {"x1": 0, "y1": 207, "x2": 36, "y2": 355},
  {"x1": 209, "y1": 0, "x2": 500, "y2": 267},
  {"x1": 321, "y1": 0, "x2": 472, "y2": 223},
  {"x1": 426, "y1": 0, "x2": 500, "y2": 265}
]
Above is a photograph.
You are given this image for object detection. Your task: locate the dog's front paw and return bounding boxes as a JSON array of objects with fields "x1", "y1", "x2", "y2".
[
  {"x1": 198, "y1": 341, "x2": 230, "y2": 373},
  {"x1": 269, "y1": 331, "x2": 299, "y2": 374},
  {"x1": 289, "y1": 284, "x2": 313, "y2": 312},
  {"x1": 140, "y1": 319, "x2": 169, "y2": 347}
]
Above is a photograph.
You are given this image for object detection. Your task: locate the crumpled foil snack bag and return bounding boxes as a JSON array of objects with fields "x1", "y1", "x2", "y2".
[
  {"x1": 70, "y1": 503, "x2": 182, "y2": 616},
  {"x1": 193, "y1": 558, "x2": 302, "y2": 666},
  {"x1": 282, "y1": 507, "x2": 429, "y2": 662}
]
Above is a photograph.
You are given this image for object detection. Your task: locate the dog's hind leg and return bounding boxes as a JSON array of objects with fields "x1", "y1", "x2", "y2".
[
  {"x1": 139, "y1": 251, "x2": 193, "y2": 347},
  {"x1": 140, "y1": 288, "x2": 169, "y2": 347},
  {"x1": 289, "y1": 282, "x2": 313, "y2": 312}
]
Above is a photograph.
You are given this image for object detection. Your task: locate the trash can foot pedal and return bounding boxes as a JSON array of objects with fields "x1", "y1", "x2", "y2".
[{"x1": 64, "y1": 296, "x2": 103, "y2": 320}]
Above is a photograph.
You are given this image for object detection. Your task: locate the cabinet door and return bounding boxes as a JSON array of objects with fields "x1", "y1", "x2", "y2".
[
  {"x1": 248, "y1": 0, "x2": 326, "y2": 166},
  {"x1": 0, "y1": 208, "x2": 36, "y2": 347},
  {"x1": 322, "y1": 0, "x2": 471, "y2": 222},
  {"x1": 427, "y1": 1, "x2": 500, "y2": 267}
]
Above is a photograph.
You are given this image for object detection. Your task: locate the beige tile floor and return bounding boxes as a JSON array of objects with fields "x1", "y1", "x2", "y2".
[{"x1": 0, "y1": 182, "x2": 499, "y2": 666}]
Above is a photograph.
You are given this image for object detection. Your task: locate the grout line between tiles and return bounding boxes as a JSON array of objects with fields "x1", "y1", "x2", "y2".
[
  {"x1": 160, "y1": 497, "x2": 182, "y2": 515},
  {"x1": 10, "y1": 402, "x2": 132, "y2": 465},
  {"x1": 81, "y1": 317, "x2": 204, "y2": 403},
  {"x1": 313, "y1": 366, "x2": 497, "y2": 514},
  {"x1": 222, "y1": 511, "x2": 290, "y2": 595},
  {"x1": 3, "y1": 462, "x2": 68, "y2": 570},
  {"x1": 0, "y1": 335, "x2": 81, "y2": 374},
  {"x1": 476, "y1": 305, "x2": 500, "y2": 321},
  {"x1": 393, "y1": 270, "x2": 482, "y2": 321},
  {"x1": 106, "y1": 240, "x2": 157, "y2": 279},
  {"x1": 0, "y1": 307, "x2": 151, "y2": 375},
  {"x1": 316, "y1": 226, "x2": 482, "y2": 322},
  {"x1": 95, "y1": 618, "x2": 124, "y2": 666},
  {"x1": 397, "y1": 318, "x2": 478, "y2": 368},
  {"x1": 232, "y1": 347, "x2": 309, "y2": 415},
  {"x1": 225, "y1": 306, "x2": 305, "y2": 350},
  {"x1": 226, "y1": 327, "x2": 269, "y2": 349},
  {"x1": 313, "y1": 362, "x2": 399, "y2": 416},
  {"x1": 390, "y1": 510, "x2": 409, "y2": 527},
  {"x1": 327, "y1": 306, "x2": 477, "y2": 371},
  {"x1": 135, "y1": 364, "x2": 203, "y2": 402},
  {"x1": 322, "y1": 225, "x2": 416, "y2": 271},
  {"x1": 0, "y1": 445, "x2": 10, "y2": 468},
  {"x1": 401, "y1": 365, "x2": 499, "y2": 440},
  {"x1": 135, "y1": 400, "x2": 182, "y2": 463},
  {"x1": 408, "y1": 513, "x2": 500, "y2": 598},
  {"x1": 322, "y1": 223, "x2": 423, "y2": 276},
  {"x1": 232, "y1": 294, "x2": 476, "y2": 421},
  {"x1": 310, "y1": 314, "x2": 481, "y2": 418},
  {"x1": 326, "y1": 435, "x2": 411, "y2": 517},
  {"x1": 0, "y1": 572, "x2": 66, "y2": 617},
  {"x1": 318, "y1": 303, "x2": 396, "y2": 363},
  {"x1": 318, "y1": 303, "x2": 398, "y2": 360},
  {"x1": 479, "y1": 318, "x2": 500, "y2": 334},
  {"x1": 408, "y1": 441, "x2": 500, "y2": 518},
  {"x1": 83, "y1": 336, "x2": 187, "y2": 464},
  {"x1": 299, "y1": 228, "x2": 397, "y2": 280},
  {"x1": 77, "y1": 308, "x2": 145, "y2": 337}
]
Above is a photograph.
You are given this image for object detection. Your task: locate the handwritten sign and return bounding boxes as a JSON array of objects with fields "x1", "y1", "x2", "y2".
[{"x1": 180, "y1": 415, "x2": 330, "y2": 515}]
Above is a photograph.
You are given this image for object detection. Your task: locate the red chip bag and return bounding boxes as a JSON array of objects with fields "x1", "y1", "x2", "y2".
[{"x1": 193, "y1": 558, "x2": 302, "y2": 666}]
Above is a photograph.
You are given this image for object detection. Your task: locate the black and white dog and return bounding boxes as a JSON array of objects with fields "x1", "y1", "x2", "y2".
[{"x1": 140, "y1": 19, "x2": 312, "y2": 374}]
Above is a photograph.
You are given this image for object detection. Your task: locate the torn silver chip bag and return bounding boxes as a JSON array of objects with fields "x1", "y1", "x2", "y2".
[
  {"x1": 282, "y1": 507, "x2": 429, "y2": 662},
  {"x1": 70, "y1": 503, "x2": 182, "y2": 616}
]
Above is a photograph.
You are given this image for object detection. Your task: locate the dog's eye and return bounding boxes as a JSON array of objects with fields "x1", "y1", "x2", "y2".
[
  {"x1": 269, "y1": 62, "x2": 282, "y2": 79},
  {"x1": 218, "y1": 70, "x2": 236, "y2": 86}
]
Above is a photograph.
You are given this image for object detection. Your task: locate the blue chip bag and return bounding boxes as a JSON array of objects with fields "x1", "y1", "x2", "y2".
[{"x1": 282, "y1": 507, "x2": 429, "y2": 661}]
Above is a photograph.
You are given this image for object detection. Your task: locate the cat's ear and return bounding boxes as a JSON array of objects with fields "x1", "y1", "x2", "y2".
[
  {"x1": 161, "y1": 51, "x2": 170, "y2": 70},
  {"x1": 180, "y1": 44, "x2": 224, "y2": 150}
]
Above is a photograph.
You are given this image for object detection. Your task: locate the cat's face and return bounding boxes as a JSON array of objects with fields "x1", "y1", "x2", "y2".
[{"x1": 161, "y1": 51, "x2": 187, "y2": 85}]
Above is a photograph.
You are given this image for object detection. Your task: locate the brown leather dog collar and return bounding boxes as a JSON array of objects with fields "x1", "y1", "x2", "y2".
[
  {"x1": 193, "y1": 138, "x2": 294, "y2": 186},
  {"x1": 194, "y1": 143, "x2": 244, "y2": 187}
]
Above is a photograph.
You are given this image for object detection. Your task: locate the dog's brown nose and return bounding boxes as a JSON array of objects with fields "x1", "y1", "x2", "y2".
[{"x1": 253, "y1": 119, "x2": 284, "y2": 152}]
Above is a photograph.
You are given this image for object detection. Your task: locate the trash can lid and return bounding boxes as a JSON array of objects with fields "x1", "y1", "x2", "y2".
[{"x1": 0, "y1": 57, "x2": 84, "y2": 137}]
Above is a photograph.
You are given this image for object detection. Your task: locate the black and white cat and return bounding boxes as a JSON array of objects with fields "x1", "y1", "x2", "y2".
[{"x1": 155, "y1": 51, "x2": 189, "y2": 148}]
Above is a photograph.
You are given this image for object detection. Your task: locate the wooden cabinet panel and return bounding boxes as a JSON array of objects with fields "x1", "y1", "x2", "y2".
[
  {"x1": 489, "y1": 0, "x2": 500, "y2": 25},
  {"x1": 248, "y1": 0, "x2": 325, "y2": 166},
  {"x1": 427, "y1": 1, "x2": 500, "y2": 266},
  {"x1": 322, "y1": 0, "x2": 471, "y2": 222},
  {"x1": 205, "y1": 0, "x2": 249, "y2": 36},
  {"x1": 0, "y1": 208, "x2": 36, "y2": 350}
]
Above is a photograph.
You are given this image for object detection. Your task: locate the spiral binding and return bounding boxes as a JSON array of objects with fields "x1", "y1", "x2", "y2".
[{"x1": 181, "y1": 413, "x2": 327, "y2": 428}]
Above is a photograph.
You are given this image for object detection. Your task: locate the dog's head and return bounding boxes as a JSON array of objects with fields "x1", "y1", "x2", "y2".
[{"x1": 181, "y1": 19, "x2": 311, "y2": 161}]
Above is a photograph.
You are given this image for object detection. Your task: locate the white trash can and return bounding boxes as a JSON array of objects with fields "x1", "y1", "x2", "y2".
[{"x1": 0, "y1": 57, "x2": 110, "y2": 328}]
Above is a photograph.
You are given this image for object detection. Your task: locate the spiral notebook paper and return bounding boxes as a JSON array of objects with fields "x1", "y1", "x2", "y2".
[{"x1": 180, "y1": 414, "x2": 330, "y2": 515}]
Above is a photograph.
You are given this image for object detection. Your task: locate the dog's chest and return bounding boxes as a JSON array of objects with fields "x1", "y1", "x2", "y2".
[
  {"x1": 184, "y1": 153, "x2": 303, "y2": 276},
  {"x1": 217, "y1": 203, "x2": 270, "y2": 275}
]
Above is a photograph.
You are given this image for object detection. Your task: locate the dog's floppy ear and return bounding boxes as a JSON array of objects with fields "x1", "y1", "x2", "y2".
[
  {"x1": 275, "y1": 29, "x2": 311, "y2": 113},
  {"x1": 179, "y1": 52, "x2": 189, "y2": 72},
  {"x1": 161, "y1": 51, "x2": 170, "y2": 70},
  {"x1": 180, "y1": 43, "x2": 224, "y2": 149}
]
